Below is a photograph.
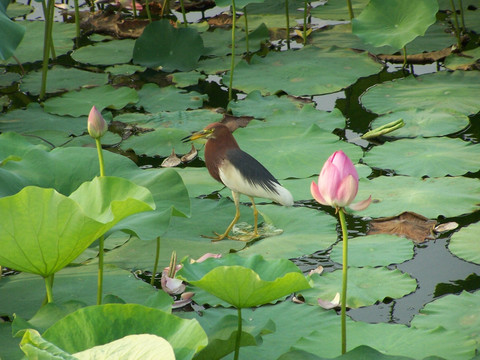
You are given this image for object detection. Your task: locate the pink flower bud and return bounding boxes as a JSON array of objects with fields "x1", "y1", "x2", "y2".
[
  {"x1": 87, "y1": 106, "x2": 107, "y2": 139},
  {"x1": 311, "y1": 150, "x2": 371, "y2": 210}
]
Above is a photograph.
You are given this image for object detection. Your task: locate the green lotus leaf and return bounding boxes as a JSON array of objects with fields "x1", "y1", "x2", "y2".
[
  {"x1": 299, "y1": 267, "x2": 417, "y2": 308},
  {"x1": 20, "y1": 65, "x2": 108, "y2": 95},
  {"x1": 355, "y1": 176, "x2": 480, "y2": 218},
  {"x1": 74, "y1": 334, "x2": 176, "y2": 360},
  {"x1": 136, "y1": 84, "x2": 207, "y2": 113},
  {"x1": 369, "y1": 108, "x2": 469, "y2": 138},
  {"x1": 105, "y1": 64, "x2": 146, "y2": 76},
  {"x1": 215, "y1": 0, "x2": 264, "y2": 8},
  {"x1": 352, "y1": 0, "x2": 438, "y2": 50},
  {"x1": 445, "y1": 47, "x2": 480, "y2": 70},
  {"x1": 177, "y1": 253, "x2": 311, "y2": 308},
  {"x1": 360, "y1": 71, "x2": 480, "y2": 116},
  {"x1": 310, "y1": 0, "x2": 369, "y2": 21},
  {"x1": 449, "y1": 222, "x2": 480, "y2": 265},
  {"x1": 246, "y1": 0, "x2": 304, "y2": 16},
  {"x1": 411, "y1": 291, "x2": 480, "y2": 344},
  {"x1": 169, "y1": 71, "x2": 206, "y2": 88},
  {"x1": 71, "y1": 39, "x2": 135, "y2": 65},
  {"x1": 40, "y1": 304, "x2": 207, "y2": 360},
  {"x1": 225, "y1": 46, "x2": 383, "y2": 96},
  {"x1": 6, "y1": 1, "x2": 33, "y2": 18},
  {"x1": 20, "y1": 329, "x2": 75, "y2": 360},
  {"x1": 330, "y1": 234, "x2": 414, "y2": 267},
  {"x1": 2, "y1": 21, "x2": 75, "y2": 65},
  {"x1": 120, "y1": 127, "x2": 192, "y2": 156},
  {"x1": 364, "y1": 137, "x2": 480, "y2": 177},
  {"x1": 0, "y1": 177, "x2": 154, "y2": 276},
  {"x1": 43, "y1": 85, "x2": 139, "y2": 117},
  {"x1": 133, "y1": 19, "x2": 205, "y2": 72},
  {"x1": 0, "y1": 0, "x2": 25, "y2": 61}
]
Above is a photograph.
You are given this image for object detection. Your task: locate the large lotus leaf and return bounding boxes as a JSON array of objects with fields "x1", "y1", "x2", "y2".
[
  {"x1": 197, "y1": 54, "x2": 244, "y2": 74},
  {"x1": 228, "y1": 91, "x2": 346, "y2": 132},
  {"x1": 177, "y1": 253, "x2": 311, "y2": 308},
  {"x1": 355, "y1": 176, "x2": 480, "y2": 218},
  {"x1": 0, "y1": 177, "x2": 154, "y2": 276},
  {"x1": 136, "y1": 84, "x2": 207, "y2": 113},
  {"x1": 310, "y1": 0, "x2": 369, "y2": 21},
  {"x1": 20, "y1": 66, "x2": 108, "y2": 95},
  {"x1": 246, "y1": 0, "x2": 304, "y2": 15},
  {"x1": 330, "y1": 234, "x2": 414, "y2": 267},
  {"x1": 0, "y1": 322, "x2": 24, "y2": 360},
  {"x1": 175, "y1": 168, "x2": 221, "y2": 197},
  {"x1": 449, "y1": 223, "x2": 480, "y2": 265},
  {"x1": 230, "y1": 124, "x2": 363, "y2": 179},
  {"x1": 369, "y1": 108, "x2": 469, "y2": 138},
  {"x1": 105, "y1": 64, "x2": 146, "y2": 76},
  {"x1": 71, "y1": 39, "x2": 135, "y2": 65},
  {"x1": 411, "y1": 291, "x2": 480, "y2": 344},
  {"x1": 2, "y1": 21, "x2": 75, "y2": 65},
  {"x1": 41, "y1": 304, "x2": 207, "y2": 360},
  {"x1": 6, "y1": 1, "x2": 33, "y2": 18},
  {"x1": 299, "y1": 267, "x2": 417, "y2": 308},
  {"x1": 215, "y1": 0, "x2": 264, "y2": 7},
  {"x1": 0, "y1": 0, "x2": 25, "y2": 60},
  {"x1": 360, "y1": 71, "x2": 480, "y2": 116},
  {"x1": 445, "y1": 47, "x2": 480, "y2": 70},
  {"x1": 0, "y1": 264, "x2": 166, "y2": 319},
  {"x1": 364, "y1": 137, "x2": 480, "y2": 177},
  {"x1": 352, "y1": 0, "x2": 438, "y2": 50},
  {"x1": 120, "y1": 127, "x2": 192, "y2": 156},
  {"x1": 0, "y1": 131, "x2": 48, "y2": 160},
  {"x1": 133, "y1": 19, "x2": 205, "y2": 72},
  {"x1": 169, "y1": 71, "x2": 206, "y2": 88},
  {"x1": 43, "y1": 85, "x2": 139, "y2": 117},
  {"x1": 21, "y1": 331, "x2": 175, "y2": 360},
  {"x1": 225, "y1": 46, "x2": 383, "y2": 96},
  {"x1": 235, "y1": 204, "x2": 338, "y2": 259},
  {"x1": 463, "y1": 5, "x2": 480, "y2": 33},
  {"x1": 311, "y1": 21, "x2": 456, "y2": 55}
]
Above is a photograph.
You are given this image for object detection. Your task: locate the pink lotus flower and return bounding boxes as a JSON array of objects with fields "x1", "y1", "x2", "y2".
[
  {"x1": 87, "y1": 106, "x2": 107, "y2": 139},
  {"x1": 311, "y1": 150, "x2": 371, "y2": 211}
]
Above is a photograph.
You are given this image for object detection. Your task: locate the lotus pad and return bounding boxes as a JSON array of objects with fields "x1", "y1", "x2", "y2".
[
  {"x1": 363, "y1": 137, "x2": 480, "y2": 177},
  {"x1": 136, "y1": 84, "x2": 207, "y2": 113},
  {"x1": 71, "y1": 39, "x2": 135, "y2": 65},
  {"x1": 300, "y1": 267, "x2": 417, "y2": 308},
  {"x1": 448, "y1": 222, "x2": 480, "y2": 265},
  {"x1": 224, "y1": 46, "x2": 383, "y2": 96},
  {"x1": 360, "y1": 71, "x2": 480, "y2": 116}
]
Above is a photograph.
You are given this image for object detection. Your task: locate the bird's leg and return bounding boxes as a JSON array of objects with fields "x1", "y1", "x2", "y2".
[
  {"x1": 208, "y1": 191, "x2": 241, "y2": 242},
  {"x1": 248, "y1": 196, "x2": 259, "y2": 238}
]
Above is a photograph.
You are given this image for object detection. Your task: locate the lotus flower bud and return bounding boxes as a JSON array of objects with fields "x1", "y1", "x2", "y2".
[
  {"x1": 311, "y1": 150, "x2": 371, "y2": 211},
  {"x1": 87, "y1": 106, "x2": 107, "y2": 139}
]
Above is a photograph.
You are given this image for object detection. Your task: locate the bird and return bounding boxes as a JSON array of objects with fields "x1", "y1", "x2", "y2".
[{"x1": 182, "y1": 122, "x2": 294, "y2": 241}]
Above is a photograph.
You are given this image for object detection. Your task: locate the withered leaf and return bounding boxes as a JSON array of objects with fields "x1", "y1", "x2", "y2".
[{"x1": 368, "y1": 211, "x2": 437, "y2": 244}]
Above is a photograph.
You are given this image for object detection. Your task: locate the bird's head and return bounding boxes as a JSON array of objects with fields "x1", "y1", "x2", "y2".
[{"x1": 182, "y1": 122, "x2": 227, "y2": 143}]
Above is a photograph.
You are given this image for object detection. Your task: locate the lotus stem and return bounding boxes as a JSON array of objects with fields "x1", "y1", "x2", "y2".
[
  {"x1": 303, "y1": 1, "x2": 307, "y2": 46},
  {"x1": 40, "y1": 0, "x2": 55, "y2": 99},
  {"x1": 234, "y1": 307, "x2": 242, "y2": 360},
  {"x1": 145, "y1": 0, "x2": 152, "y2": 22},
  {"x1": 95, "y1": 138, "x2": 105, "y2": 177},
  {"x1": 95, "y1": 137, "x2": 105, "y2": 305},
  {"x1": 228, "y1": 0, "x2": 237, "y2": 101},
  {"x1": 151, "y1": 236, "x2": 161, "y2": 286},
  {"x1": 458, "y1": 0, "x2": 465, "y2": 31},
  {"x1": 180, "y1": 0, "x2": 188, "y2": 27},
  {"x1": 402, "y1": 46, "x2": 408, "y2": 68},
  {"x1": 338, "y1": 207, "x2": 348, "y2": 354},
  {"x1": 132, "y1": 0, "x2": 137, "y2": 18},
  {"x1": 244, "y1": 6, "x2": 249, "y2": 54},
  {"x1": 346, "y1": 0, "x2": 354, "y2": 20},
  {"x1": 44, "y1": 274, "x2": 54, "y2": 303},
  {"x1": 449, "y1": 0, "x2": 462, "y2": 49},
  {"x1": 74, "y1": 0, "x2": 80, "y2": 48},
  {"x1": 361, "y1": 119, "x2": 404, "y2": 139},
  {"x1": 285, "y1": 0, "x2": 290, "y2": 49}
]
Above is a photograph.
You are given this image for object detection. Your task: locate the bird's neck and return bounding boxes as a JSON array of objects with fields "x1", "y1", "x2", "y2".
[{"x1": 204, "y1": 134, "x2": 239, "y2": 183}]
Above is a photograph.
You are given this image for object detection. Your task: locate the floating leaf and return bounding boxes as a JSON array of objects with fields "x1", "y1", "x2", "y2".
[
  {"x1": 0, "y1": 0, "x2": 25, "y2": 61},
  {"x1": 71, "y1": 39, "x2": 135, "y2": 65},
  {"x1": 330, "y1": 234, "x2": 414, "y2": 266},
  {"x1": 300, "y1": 267, "x2": 417, "y2": 308},
  {"x1": 177, "y1": 253, "x2": 311, "y2": 308},
  {"x1": 368, "y1": 212, "x2": 436, "y2": 243},
  {"x1": 352, "y1": 0, "x2": 438, "y2": 50},
  {"x1": 449, "y1": 222, "x2": 480, "y2": 265},
  {"x1": 225, "y1": 46, "x2": 383, "y2": 96},
  {"x1": 136, "y1": 84, "x2": 207, "y2": 113},
  {"x1": 43, "y1": 85, "x2": 139, "y2": 117},
  {"x1": 133, "y1": 19, "x2": 205, "y2": 72},
  {"x1": 364, "y1": 137, "x2": 480, "y2": 177},
  {"x1": 355, "y1": 176, "x2": 480, "y2": 218},
  {"x1": 360, "y1": 71, "x2": 480, "y2": 116}
]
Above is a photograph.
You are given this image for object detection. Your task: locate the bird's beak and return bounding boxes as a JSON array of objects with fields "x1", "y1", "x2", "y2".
[{"x1": 181, "y1": 129, "x2": 212, "y2": 143}]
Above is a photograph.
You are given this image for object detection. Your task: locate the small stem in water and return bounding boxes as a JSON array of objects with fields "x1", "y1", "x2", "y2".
[
  {"x1": 285, "y1": 0, "x2": 290, "y2": 49},
  {"x1": 228, "y1": 0, "x2": 237, "y2": 101},
  {"x1": 233, "y1": 307, "x2": 243, "y2": 360},
  {"x1": 244, "y1": 6, "x2": 249, "y2": 54},
  {"x1": 151, "y1": 236, "x2": 161, "y2": 286},
  {"x1": 338, "y1": 207, "x2": 348, "y2": 355},
  {"x1": 180, "y1": 0, "x2": 188, "y2": 27},
  {"x1": 346, "y1": 0, "x2": 354, "y2": 20}
]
